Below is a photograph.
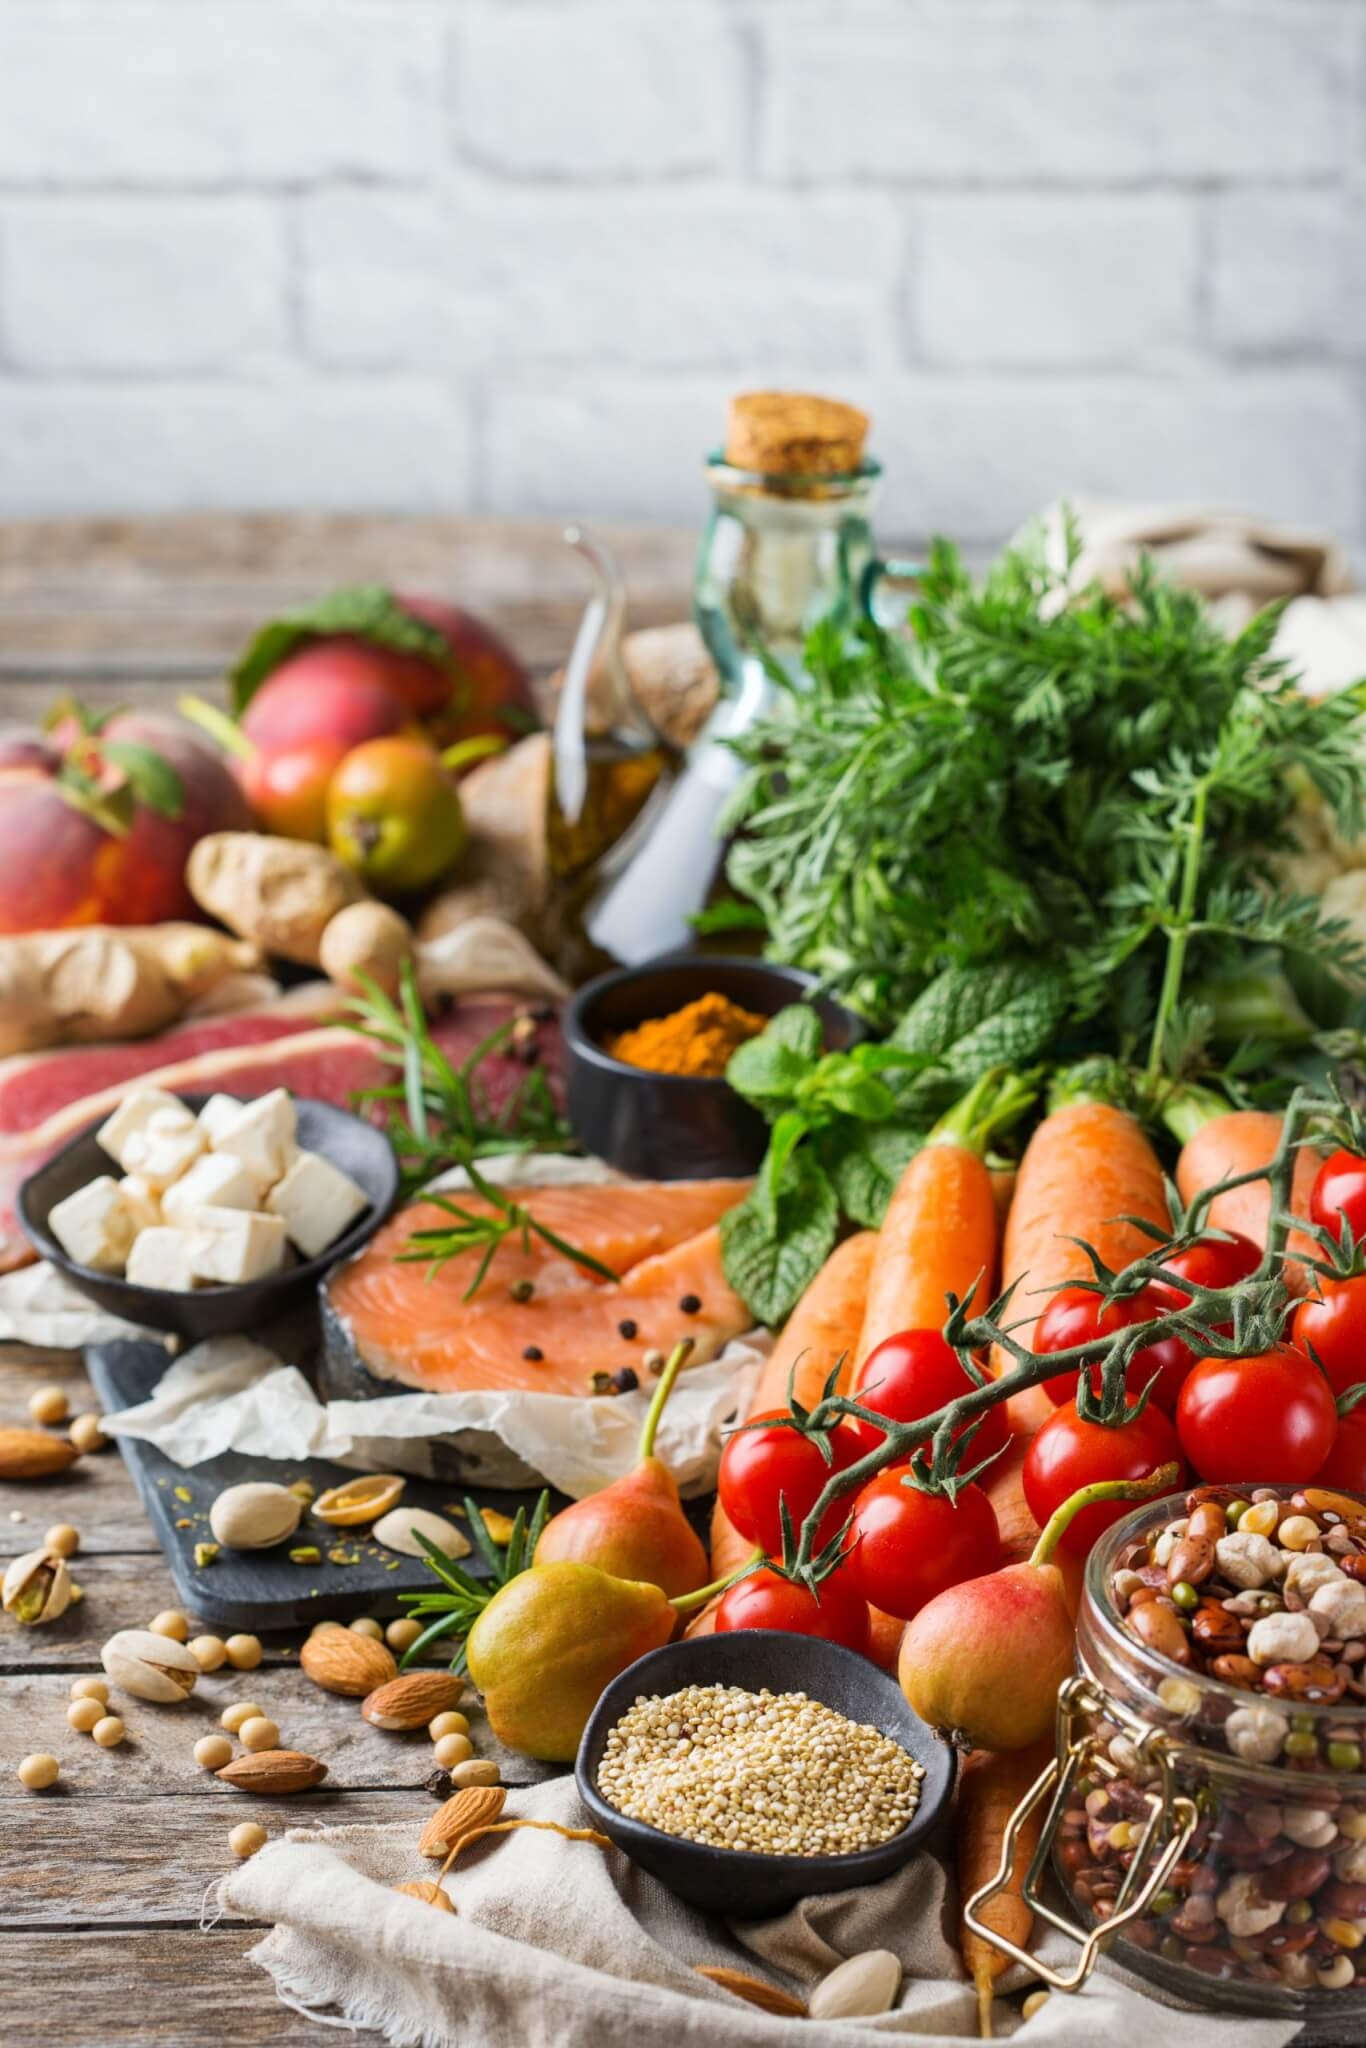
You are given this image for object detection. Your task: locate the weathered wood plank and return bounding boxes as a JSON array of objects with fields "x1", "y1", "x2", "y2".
[
  {"x1": 0, "y1": 1785, "x2": 426, "y2": 1927},
  {"x1": 0, "y1": 1929, "x2": 388, "y2": 2044},
  {"x1": 0, "y1": 1669, "x2": 551, "y2": 1794},
  {"x1": 0, "y1": 1350, "x2": 160, "y2": 1557}
]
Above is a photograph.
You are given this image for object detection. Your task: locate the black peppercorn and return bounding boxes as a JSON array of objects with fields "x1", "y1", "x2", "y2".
[
  {"x1": 617, "y1": 1319, "x2": 638, "y2": 1341},
  {"x1": 679, "y1": 1294, "x2": 702, "y2": 1314},
  {"x1": 522, "y1": 1345, "x2": 544, "y2": 1363}
]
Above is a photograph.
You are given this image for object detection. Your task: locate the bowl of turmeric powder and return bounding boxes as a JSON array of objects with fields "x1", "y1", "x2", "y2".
[{"x1": 565, "y1": 954, "x2": 862, "y2": 1180}]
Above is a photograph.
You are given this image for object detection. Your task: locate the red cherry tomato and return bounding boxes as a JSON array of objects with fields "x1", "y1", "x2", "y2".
[
  {"x1": 717, "y1": 1412, "x2": 863, "y2": 1558},
  {"x1": 847, "y1": 1466, "x2": 1000, "y2": 1621},
  {"x1": 1175, "y1": 1345, "x2": 1337, "y2": 1486},
  {"x1": 1292, "y1": 1276, "x2": 1366, "y2": 1401},
  {"x1": 1311, "y1": 1150, "x2": 1366, "y2": 1249},
  {"x1": 1022, "y1": 1396, "x2": 1185, "y2": 1560},
  {"x1": 1157, "y1": 1232, "x2": 1262, "y2": 1297},
  {"x1": 1037, "y1": 1286, "x2": 1193, "y2": 1415},
  {"x1": 848, "y1": 1329, "x2": 1011, "y2": 1467},
  {"x1": 1314, "y1": 1403, "x2": 1366, "y2": 1492},
  {"x1": 714, "y1": 1562, "x2": 870, "y2": 1655}
]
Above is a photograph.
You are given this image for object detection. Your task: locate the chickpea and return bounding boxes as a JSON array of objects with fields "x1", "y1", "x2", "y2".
[
  {"x1": 188, "y1": 1635, "x2": 227, "y2": 1673},
  {"x1": 148, "y1": 1609, "x2": 190, "y2": 1642},
  {"x1": 17, "y1": 1753, "x2": 59, "y2": 1790},
  {"x1": 70, "y1": 1676, "x2": 108, "y2": 1705},
  {"x1": 224, "y1": 1633, "x2": 262, "y2": 1671},
  {"x1": 238, "y1": 1717, "x2": 280, "y2": 1753},
  {"x1": 68, "y1": 1412, "x2": 108, "y2": 1454},
  {"x1": 428, "y1": 1711, "x2": 470, "y2": 1742},
  {"x1": 229, "y1": 1822, "x2": 268, "y2": 1860},
  {"x1": 68, "y1": 1698, "x2": 103, "y2": 1734},
  {"x1": 1277, "y1": 1514, "x2": 1321, "y2": 1552},
  {"x1": 194, "y1": 1735, "x2": 234, "y2": 1771},
  {"x1": 350, "y1": 1617, "x2": 384, "y2": 1642},
  {"x1": 385, "y1": 1617, "x2": 423, "y2": 1654},
  {"x1": 28, "y1": 1385, "x2": 68, "y2": 1426},
  {"x1": 44, "y1": 1524, "x2": 79, "y2": 1558},
  {"x1": 432, "y1": 1732, "x2": 473, "y2": 1769},
  {"x1": 92, "y1": 1716, "x2": 126, "y2": 1749},
  {"x1": 220, "y1": 1701, "x2": 265, "y2": 1734}
]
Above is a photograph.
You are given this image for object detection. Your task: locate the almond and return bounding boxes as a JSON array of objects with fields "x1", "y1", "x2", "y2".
[
  {"x1": 217, "y1": 1749, "x2": 328, "y2": 1795},
  {"x1": 394, "y1": 1880, "x2": 454, "y2": 1912},
  {"x1": 0, "y1": 1428, "x2": 81, "y2": 1481},
  {"x1": 362, "y1": 1671, "x2": 465, "y2": 1731},
  {"x1": 300, "y1": 1627, "x2": 397, "y2": 1697},
  {"x1": 695, "y1": 1966, "x2": 807, "y2": 2018},
  {"x1": 420, "y1": 1784, "x2": 506, "y2": 1859}
]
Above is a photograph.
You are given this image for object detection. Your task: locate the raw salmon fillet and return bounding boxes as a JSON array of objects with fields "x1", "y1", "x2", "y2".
[{"x1": 325, "y1": 1178, "x2": 753, "y2": 1397}]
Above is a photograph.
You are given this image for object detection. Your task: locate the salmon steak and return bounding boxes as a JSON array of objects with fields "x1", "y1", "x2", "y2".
[{"x1": 323, "y1": 1178, "x2": 754, "y2": 1398}]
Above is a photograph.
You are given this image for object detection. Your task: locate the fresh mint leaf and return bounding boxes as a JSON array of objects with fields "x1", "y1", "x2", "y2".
[
  {"x1": 752, "y1": 1110, "x2": 810, "y2": 1232},
  {"x1": 817, "y1": 1120, "x2": 923, "y2": 1228},
  {"x1": 230, "y1": 585, "x2": 451, "y2": 711},
  {"x1": 725, "y1": 1004, "x2": 823, "y2": 1105},
  {"x1": 720, "y1": 1149, "x2": 839, "y2": 1326}
]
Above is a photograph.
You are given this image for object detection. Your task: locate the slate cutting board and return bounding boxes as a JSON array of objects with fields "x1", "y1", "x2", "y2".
[{"x1": 85, "y1": 1337, "x2": 561, "y2": 1632}]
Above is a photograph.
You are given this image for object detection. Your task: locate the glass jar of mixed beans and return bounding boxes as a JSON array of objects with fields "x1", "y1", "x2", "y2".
[{"x1": 969, "y1": 1483, "x2": 1366, "y2": 2019}]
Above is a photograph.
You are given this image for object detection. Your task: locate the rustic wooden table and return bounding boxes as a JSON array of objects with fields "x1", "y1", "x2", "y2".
[{"x1": 0, "y1": 515, "x2": 693, "y2": 2044}]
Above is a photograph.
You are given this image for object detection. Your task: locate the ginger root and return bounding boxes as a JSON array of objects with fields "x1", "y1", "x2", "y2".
[
  {"x1": 187, "y1": 833, "x2": 365, "y2": 966},
  {"x1": 319, "y1": 901, "x2": 414, "y2": 999},
  {"x1": 0, "y1": 925, "x2": 260, "y2": 1058}
]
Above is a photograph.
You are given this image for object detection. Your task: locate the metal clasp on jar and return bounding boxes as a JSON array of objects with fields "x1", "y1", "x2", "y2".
[{"x1": 963, "y1": 1675, "x2": 1199, "y2": 1994}]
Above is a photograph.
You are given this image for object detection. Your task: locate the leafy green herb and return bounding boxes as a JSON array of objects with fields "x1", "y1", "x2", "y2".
[
  {"x1": 230, "y1": 584, "x2": 451, "y2": 711},
  {"x1": 396, "y1": 1493, "x2": 550, "y2": 1674},
  {"x1": 399, "y1": 1152, "x2": 619, "y2": 1297},
  {"x1": 718, "y1": 525, "x2": 1366, "y2": 1086},
  {"x1": 345, "y1": 964, "x2": 572, "y2": 1198}
]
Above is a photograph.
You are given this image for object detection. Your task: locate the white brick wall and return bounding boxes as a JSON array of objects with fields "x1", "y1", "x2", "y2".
[{"x1": 0, "y1": 0, "x2": 1361, "y2": 556}]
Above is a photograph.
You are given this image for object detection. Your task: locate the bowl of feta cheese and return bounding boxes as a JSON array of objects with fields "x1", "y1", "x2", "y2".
[{"x1": 19, "y1": 1086, "x2": 399, "y2": 1337}]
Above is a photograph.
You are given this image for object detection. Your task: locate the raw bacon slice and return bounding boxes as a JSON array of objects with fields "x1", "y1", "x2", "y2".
[{"x1": 0, "y1": 997, "x2": 561, "y2": 1271}]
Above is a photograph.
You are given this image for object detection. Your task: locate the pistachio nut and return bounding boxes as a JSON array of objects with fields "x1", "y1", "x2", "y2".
[
  {"x1": 372, "y1": 1505, "x2": 470, "y2": 1560},
  {"x1": 209, "y1": 1481, "x2": 303, "y2": 1551},
  {"x1": 2, "y1": 1547, "x2": 73, "y2": 1626},
  {"x1": 100, "y1": 1627, "x2": 200, "y2": 1702}
]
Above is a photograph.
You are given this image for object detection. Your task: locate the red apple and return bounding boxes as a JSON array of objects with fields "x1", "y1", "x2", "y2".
[{"x1": 0, "y1": 710, "x2": 252, "y2": 933}]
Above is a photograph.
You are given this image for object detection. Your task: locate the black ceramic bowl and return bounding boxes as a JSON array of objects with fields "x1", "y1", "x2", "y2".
[
  {"x1": 576, "y1": 1631, "x2": 955, "y2": 1918},
  {"x1": 565, "y1": 954, "x2": 863, "y2": 1179},
  {"x1": 19, "y1": 1093, "x2": 399, "y2": 1341}
]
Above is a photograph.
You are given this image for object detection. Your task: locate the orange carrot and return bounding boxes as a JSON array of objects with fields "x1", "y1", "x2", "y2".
[
  {"x1": 989, "y1": 1166, "x2": 1017, "y2": 1238},
  {"x1": 857, "y1": 1145, "x2": 998, "y2": 1368},
  {"x1": 1174, "y1": 1108, "x2": 1323, "y2": 1297},
  {"x1": 991, "y1": 1102, "x2": 1169, "y2": 1379},
  {"x1": 958, "y1": 1740, "x2": 1053, "y2": 2038},
  {"x1": 689, "y1": 1231, "x2": 877, "y2": 1623}
]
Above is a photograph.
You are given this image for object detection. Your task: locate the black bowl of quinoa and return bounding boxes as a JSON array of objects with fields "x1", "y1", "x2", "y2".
[{"x1": 576, "y1": 1630, "x2": 955, "y2": 1917}]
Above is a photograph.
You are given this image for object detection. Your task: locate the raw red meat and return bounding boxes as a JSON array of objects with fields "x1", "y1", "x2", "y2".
[{"x1": 0, "y1": 996, "x2": 562, "y2": 1272}]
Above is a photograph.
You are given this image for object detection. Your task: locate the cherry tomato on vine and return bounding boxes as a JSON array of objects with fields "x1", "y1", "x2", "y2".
[
  {"x1": 1314, "y1": 1403, "x2": 1366, "y2": 1492},
  {"x1": 1311, "y1": 1150, "x2": 1366, "y2": 1249},
  {"x1": 1292, "y1": 1276, "x2": 1366, "y2": 1401},
  {"x1": 1156, "y1": 1232, "x2": 1261, "y2": 1297},
  {"x1": 1022, "y1": 1396, "x2": 1185, "y2": 1559},
  {"x1": 1037, "y1": 1286, "x2": 1193, "y2": 1415},
  {"x1": 847, "y1": 1465, "x2": 1000, "y2": 1620},
  {"x1": 848, "y1": 1329, "x2": 1011, "y2": 1467},
  {"x1": 717, "y1": 1411, "x2": 863, "y2": 1557},
  {"x1": 714, "y1": 1561, "x2": 870, "y2": 1654},
  {"x1": 1175, "y1": 1344, "x2": 1337, "y2": 1485}
]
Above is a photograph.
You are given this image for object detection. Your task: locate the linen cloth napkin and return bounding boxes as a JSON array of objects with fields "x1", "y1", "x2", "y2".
[{"x1": 220, "y1": 1775, "x2": 1297, "y2": 2048}]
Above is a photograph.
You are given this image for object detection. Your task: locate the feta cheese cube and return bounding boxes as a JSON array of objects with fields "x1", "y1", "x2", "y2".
[
  {"x1": 121, "y1": 1112, "x2": 206, "y2": 1192},
  {"x1": 126, "y1": 1226, "x2": 199, "y2": 1292},
  {"x1": 267, "y1": 1150, "x2": 369, "y2": 1259},
  {"x1": 117, "y1": 1174, "x2": 163, "y2": 1233},
  {"x1": 48, "y1": 1175, "x2": 135, "y2": 1273},
  {"x1": 188, "y1": 1207, "x2": 289, "y2": 1285},
  {"x1": 197, "y1": 1093, "x2": 243, "y2": 1145},
  {"x1": 161, "y1": 1152, "x2": 261, "y2": 1228},
  {"x1": 97, "y1": 1088, "x2": 195, "y2": 1172},
  {"x1": 210, "y1": 1089, "x2": 297, "y2": 1193}
]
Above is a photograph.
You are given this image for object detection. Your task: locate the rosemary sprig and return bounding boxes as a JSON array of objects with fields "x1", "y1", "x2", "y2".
[
  {"x1": 344, "y1": 963, "x2": 572, "y2": 1198},
  {"x1": 398, "y1": 1151, "x2": 619, "y2": 1297},
  {"x1": 396, "y1": 1492, "x2": 551, "y2": 1674}
]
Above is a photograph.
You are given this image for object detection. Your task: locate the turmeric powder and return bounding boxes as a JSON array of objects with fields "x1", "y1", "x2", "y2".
[{"x1": 605, "y1": 992, "x2": 769, "y2": 1079}]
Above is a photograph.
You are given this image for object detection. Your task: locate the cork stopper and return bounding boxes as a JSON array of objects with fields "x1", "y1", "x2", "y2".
[{"x1": 724, "y1": 390, "x2": 870, "y2": 478}]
